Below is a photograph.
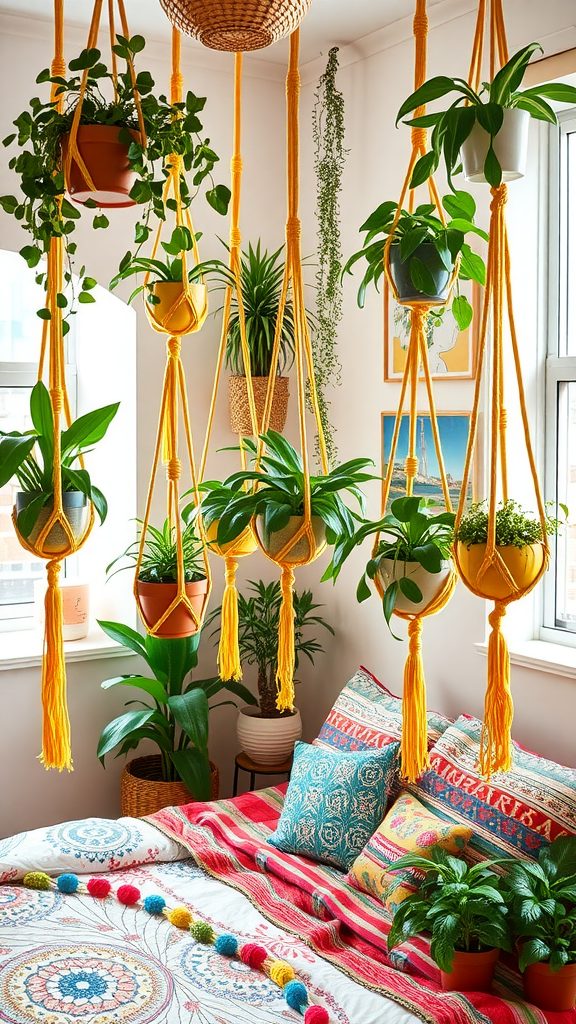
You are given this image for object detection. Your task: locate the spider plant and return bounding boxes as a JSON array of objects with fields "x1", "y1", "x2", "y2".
[{"x1": 107, "y1": 515, "x2": 205, "y2": 583}]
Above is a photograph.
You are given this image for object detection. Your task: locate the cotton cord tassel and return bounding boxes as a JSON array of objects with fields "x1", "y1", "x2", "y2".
[
  {"x1": 480, "y1": 601, "x2": 513, "y2": 778},
  {"x1": 217, "y1": 555, "x2": 242, "y2": 682},
  {"x1": 39, "y1": 559, "x2": 72, "y2": 771},
  {"x1": 276, "y1": 565, "x2": 296, "y2": 711},
  {"x1": 401, "y1": 616, "x2": 429, "y2": 782}
]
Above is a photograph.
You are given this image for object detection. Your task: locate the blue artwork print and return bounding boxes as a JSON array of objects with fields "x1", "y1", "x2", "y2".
[{"x1": 382, "y1": 413, "x2": 472, "y2": 510}]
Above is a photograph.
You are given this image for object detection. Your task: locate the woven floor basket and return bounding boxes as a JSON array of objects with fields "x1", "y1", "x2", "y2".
[
  {"x1": 158, "y1": 0, "x2": 312, "y2": 51},
  {"x1": 228, "y1": 375, "x2": 289, "y2": 435},
  {"x1": 120, "y1": 754, "x2": 220, "y2": 817}
]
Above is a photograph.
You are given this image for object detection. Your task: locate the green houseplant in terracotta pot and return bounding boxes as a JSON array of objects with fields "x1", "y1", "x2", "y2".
[
  {"x1": 97, "y1": 622, "x2": 255, "y2": 816},
  {"x1": 388, "y1": 847, "x2": 511, "y2": 992},
  {"x1": 0, "y1": 380, "x2": 118, "y2": 554},
  {"x1": 505, "y1": 836, "x2": 576, "y2": 1012},
  {"x1": 207, "y1": 579, "x2": 333, "y2": 765}
]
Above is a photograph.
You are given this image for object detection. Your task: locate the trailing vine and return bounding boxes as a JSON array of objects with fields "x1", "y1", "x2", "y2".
[{"x1": 309, "y1": 47, "x2": 346, "y2": 468}]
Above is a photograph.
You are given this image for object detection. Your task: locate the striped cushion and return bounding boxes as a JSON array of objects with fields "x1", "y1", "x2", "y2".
[
  {"x1": 314, "y1": 666, "x2": 452, "y2": 753},
  {"x1": 410, "y1": 713, "x2": 576, "y2": 864}
]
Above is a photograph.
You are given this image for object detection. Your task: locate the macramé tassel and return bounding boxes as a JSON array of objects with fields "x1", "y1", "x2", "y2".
[
  {"x1": 401, "y1": 616, "x2": 429, "y2": 782},
  {"x1": 275, "y1": 564, "x2": 296, "y2": 712},
  {"x1": 39, "y1": 559, "x2": 72, "y2": 771},
  {"x1": 479, "y1": 601, "x2": 513, "y2": 778},
  {"x1": 217, "y1": 555, "x2": 242, "y2": 682}
]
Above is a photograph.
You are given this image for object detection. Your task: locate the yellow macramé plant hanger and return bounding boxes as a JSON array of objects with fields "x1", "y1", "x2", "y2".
[
  {"x1": 13, "y1": 0, "x2": 95, "y2": 772},
  {"x1": 452, "y1": 0, "x2": 549, "y2": 778},
  {"x1": 369, "y1": 0, "x2": 460, "y2": 783}
]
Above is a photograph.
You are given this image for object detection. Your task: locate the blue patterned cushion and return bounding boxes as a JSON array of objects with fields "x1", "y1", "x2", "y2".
[{"x1": 267, "y1": 740, "x2": 400, "y2": 870}]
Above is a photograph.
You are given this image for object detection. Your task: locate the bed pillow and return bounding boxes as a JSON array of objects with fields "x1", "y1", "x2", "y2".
[
  {"x1": 410, "y1": 714, "x2": 576, "y2": 864},
  {"x1": 347, "y1": 790, "x2": 472, "y2": 912},
  {"x1": 267, "y1": 740, "x2": 400, "y2": 870},
  {"x1": 314, "y1": 666, "x2": 452, "y2": 754}
]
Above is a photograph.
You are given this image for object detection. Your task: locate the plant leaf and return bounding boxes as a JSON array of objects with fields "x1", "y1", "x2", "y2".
[{"x1": 169, "y1": 748, "x2": 211, "y2": 800}]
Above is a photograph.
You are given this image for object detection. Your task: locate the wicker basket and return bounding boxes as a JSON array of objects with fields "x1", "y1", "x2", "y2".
[
  {"x1": 228, "y1": 375, "x2": 289, "y2": 435},
  {"x1": 120, "y1": 755, "x2": 220, "y2": 817},
  {"x1": 159, "y1": 0, "x2": 312, "y2": 52}
]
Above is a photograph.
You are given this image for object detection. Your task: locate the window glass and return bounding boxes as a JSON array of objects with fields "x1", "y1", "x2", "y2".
[{"x1": 0, "y1": 250, "x2": 46, "y2": 363}]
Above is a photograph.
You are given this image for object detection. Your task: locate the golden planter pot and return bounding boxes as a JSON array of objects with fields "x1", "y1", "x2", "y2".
[
  {"x1": 206, "y1": 520, "x2": 257, "y2": 558},
  {"x1": 150, "y1": 282, "x2": 208, "y2": 335},
  {"x1": 456, "y1": 541, "x2": 545, "y2": 601},
  {"x1": 256, "y1": 514, "x2": 327, "y2": 566}
]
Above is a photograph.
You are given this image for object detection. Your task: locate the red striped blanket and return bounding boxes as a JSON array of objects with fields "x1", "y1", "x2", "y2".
[{"x1": 149, "y1": 785, "x2": 576, "y2": 1024}]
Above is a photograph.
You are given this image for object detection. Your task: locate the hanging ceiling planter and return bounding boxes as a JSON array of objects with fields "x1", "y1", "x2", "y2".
[{"x1": 159, "y1": 0, "x2": 312, "y2": 52}]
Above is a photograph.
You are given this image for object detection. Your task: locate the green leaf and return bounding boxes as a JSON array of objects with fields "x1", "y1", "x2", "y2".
[
  {"x1": 0, "y1": 434, "x2": 37, "y2": 488},
  {"x1": 409, "y1": 150, "x2": 438, "y2": 189},
  {"x1": 399, "y1": 227, "x2": 428, "y2": 264},
  {"x1": 168, "y1": 689, "x2": 209, "y2": 751},
  {"x1": 206, "y1": 184, "x2": 231, "y2": 216},
  {"x1": 475, "y1": 102, "x2": 504, "y2": 137},
  {"x1": 20, "y1": 245, "x2": 42, "y2": 268},
  {"x1": 30, "y1": 380, "x2": 53, "y2": 441},
  {"x1": 61, "y1": 197, "x2": 81, "y2": 220},
  {"x1": 60, "y1": 402, "x2": 119, "y2": 455},
  {"x1": 93, "y1": 214, "x2": 109, "y2": 229},
  {"x1": 412, "y1": 542, "x2": 443, "y2": 573},
  {"x1": 514, "y1": 95, "x2": 557, "y2": 124},
  {"x1": 17, "y1": 493, "x2": 49, "y2": 538},
  {"x1": 78, "y1": 291, "x2": 96, "y2": 303},
  {"x1": 0, "y1": 194, "x2": 18, "y2": 212},
  {"x1": 452, "y1": 294, "x2": 473, "y2": 331},
  {"x1": 490, "y1": 43, "x2": 542, "y2": 106},
  {"x1": 519, "y1": 937, "x2": 552, "y2": 972},
  {"x1": 220, "y1": 678, "x2": 259, "y2": 705},
  {"x1": 460, "y1": 244, "x2": 486, "y2": 286},
  {"x1": 398, "y1": 575, "x2": 423, "y2": 603},
  {"x1": 396, "y1": 77, "x2": 465, "y2": 125},
  {"x1": 101, "y1": 674, "x2": 168, "y2": 704},
  {"x1": 97, "y1": 709, "x2": 156, "y2": 764},
  {"x1": 145, "y1": 633, "x2": 199, "y2": 694},
  {"x1": 37, "y1": 308, "x2": 51, "y2": 320},
  {"x1": 129, "y1": 34, "x2": 146, "y2": 53},
  {"x1": 409, "y1": 256, "x2": 437, "y2": 296},
  {"x1": 169, "y1": 748, "x2": 211, "y2": 800},
  {"x1": 96, "y1": 619, "x2": 148, "y2": 660},
  {"x1": 443, "y1": 190, "x2": 476, "y2": 221},
  {"x1": 69, "y1": 47, "x2": 101, "y2": 72},
  {"x1": 357, "y1": 574, "x2": 372, "y2": 603}
]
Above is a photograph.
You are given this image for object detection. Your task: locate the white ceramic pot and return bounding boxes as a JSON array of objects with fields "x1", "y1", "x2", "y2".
[
  {"x1": 461, "y1": 107, "x2": 529, "y2": 183},
  {"x1": 236, "y1": 705, "x2": 302, "y2": 766},
  {"x1": 378, "y1": 558, "x2": 452, "y2": 614}
]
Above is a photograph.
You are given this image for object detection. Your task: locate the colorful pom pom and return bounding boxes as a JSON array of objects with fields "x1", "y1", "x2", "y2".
[
  {"x1": 56, "y1": 873, "x2": 79, "y2": 894},
  {"x1": 87, "y1": 877, "x2": 111, "y2": 898},
  {"x1": 269, "y1": 959, "x2": 295, "y2": 988},
  {"x1": 168, "y1": 906, "x2": 193, "y2": 929},
  {"x1": 214, "y1": 934, "x2": 238, "y2": 957},
  {"x1": 189, "y1": 920, "x2": 214, "y2": 944},
  {"x1": 143, "y1": 894, "x2": 166, "y2": 915},
  {"x1": 23, "y1": 871, "x2": 51, "y2": 891},
  {"x1": 285, "y1": 980, "x2": 308, "y2": 1011},
  {"x1": 117, "y1": 884, "x2": 140, "y2": 906},
  {"x1": 240, "y1": 943, "x2": 268, "y2": 971},
  {"x1": 304, "y1": 1007, "x2": 329, "y2": 1024}
]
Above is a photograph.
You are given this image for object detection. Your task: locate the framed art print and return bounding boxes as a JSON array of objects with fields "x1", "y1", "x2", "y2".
[
  {"x1": 381, "y1": 411, "x2": 474, "y2": 511},
  {"x1": 384, "y1": 280, "x2": 480, "y2": 382}
]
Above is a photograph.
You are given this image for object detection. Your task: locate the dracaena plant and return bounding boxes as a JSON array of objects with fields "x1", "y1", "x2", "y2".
[
  {"x1": 505, "y1": 836, "x2": 576, "y2": 973},
  {"x1": 343, "y1": 192, "x2": 486, "y2": 331},
  {"x1": 96, "y1": 623, "x2": 255, "y2": 798},
  {"x1": 200, "y1": 430, "x2": 376, "y2": 552},
  {"x1": 387, "y1": 847, "x2": 512, "y2": 971},
  {"x1": 396, "y1": 42, "x2": 576, "y2": 189},
  {"x1": 0, "y1": 380, "x2": 118, "y2": 538}
]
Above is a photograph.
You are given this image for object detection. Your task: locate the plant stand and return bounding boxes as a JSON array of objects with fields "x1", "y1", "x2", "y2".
[{"x1": 232, "y1": 751, "x2": 293, "y2": 797}]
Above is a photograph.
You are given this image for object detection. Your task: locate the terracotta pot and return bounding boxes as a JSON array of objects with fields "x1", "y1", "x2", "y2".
[
  {"x1": 150, "y1": 282, "x2": 209, "y2": 335},
  {"x1": 456, "y1": 541, "x2": 545, "y2": 600},
  {"x1": 137, "y1": 577, "x2": 208, "y2": 639},
  {"x1": 389, "y1": 242, "x2": 453, "y2": 306},
  {"x1": 120, "y1": 754, "x2": 219, "y2": 816},
  {"x1": 228, "y1": 375, "x2": 289, "y2": 434},
  {"x1": 237, "y1": 705, "x2": 302, "y2": 765},
  {"x1": 16, "y1": 490, "x2": 89, "y2": 556},
  {"x1": 62, "y1": 125, "x2": 140, "y2": 208},
  {"x1": 256, "y1": 514, "x2": 327, "y2": 565},
  {"x1": 523, "y1": 960, "x2": 576, "y2": 1012},
  {"x1": 440, "y1": 948, "x2": 500, "y2": 992},
  {"x1": 461, "y1": 108, "x2": 530, "y2": 184},
  {"x1": 378, "y1": 558, "x2": 453, "y2": 613},
  {"x1": 206, "y1": 520, "x2": 257, "y2": 558}
]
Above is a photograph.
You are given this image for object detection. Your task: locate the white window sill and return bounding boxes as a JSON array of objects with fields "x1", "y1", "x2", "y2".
[
  {"x1": 0, "y1": 624, "x2": 137, "y2": 671},
  {"x1": 475, "y1": 639, "x2": 576, "y2": 679}
]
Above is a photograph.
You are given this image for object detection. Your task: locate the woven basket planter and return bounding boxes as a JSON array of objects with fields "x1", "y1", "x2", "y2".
[
  {"x1": 159, "y1": 0, "x2": 312, "y2": 52},
  {"x1": 120, "y1": 754, "x2": 219, "y2": 817},
  {"x1": 228, "y1": 375, "x2": 289, "y2": 435}
]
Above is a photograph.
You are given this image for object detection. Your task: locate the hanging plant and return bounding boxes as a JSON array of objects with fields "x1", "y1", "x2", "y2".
[{"x1": 309, "y1": 47, "x2": 346, "y2": 467}]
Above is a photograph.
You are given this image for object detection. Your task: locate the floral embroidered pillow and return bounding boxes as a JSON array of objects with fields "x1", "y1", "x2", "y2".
[
  {"x1": 347, "y1": 791, "x2": 472, "y2": 912},
  {"x1": 267, "y1": 740, "x2": 400, "y2": 871}
]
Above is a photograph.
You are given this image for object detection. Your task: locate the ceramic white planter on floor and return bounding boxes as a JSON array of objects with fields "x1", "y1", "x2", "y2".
[
  {"x1": 236, "y1": 705, "x2": 302, "y2": 765},
  {"x1": 461, "y1": 107, "x2": 529, "y2": 183},
  {"x1": 378, "y1": 558, "x2": 452, "y2": 614}
]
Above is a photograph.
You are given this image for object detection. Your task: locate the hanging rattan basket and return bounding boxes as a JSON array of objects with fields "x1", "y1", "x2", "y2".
[
  {"x1": 228, "y1": 374, "x2": 289, "y2": 434},
  {"x1": 158, "y1": 0, "x2": 312, "y2": 52},
  {"x1": 120, "y1": 754, "x2": 219, "y2": 816}
]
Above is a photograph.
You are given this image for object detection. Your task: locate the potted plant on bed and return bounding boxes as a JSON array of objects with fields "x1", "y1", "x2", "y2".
[
  {"x1": 343, "y1": 192, "x2": 486, "y2": 328},
  {"x1": 0, "y1": 380, "x2": 118, "y2": 553},
  {"x1": 396, "y1": 43, "x2": 576, "y2": 188},
  {"x1": 455, "y1": 499, "x2": 565, "y2": 601},
  {"x1": 388, "y1": 847, "x2": 511, "y2": 992},
  {"x1": 505, "y1": 836, "x2": 576, "y2": 1012},
  {"x1": 97, "y1": 622, "x2": 255, "y2": 815},
  {"x1": 207, "y1": 579, "x2": 334, "y2": 764}
]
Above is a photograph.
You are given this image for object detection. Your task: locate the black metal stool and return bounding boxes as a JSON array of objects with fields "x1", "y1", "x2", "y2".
[{"x1": 233, "y1": 751, "x2": 293, "y2": 797}]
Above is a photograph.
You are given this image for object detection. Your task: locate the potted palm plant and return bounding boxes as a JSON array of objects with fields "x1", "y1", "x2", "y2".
[
  {"x1": 505, "y1": 836, "x2": 576, "y2": 1012},
  {"x1": 396, "y1": 43, "x2": 576, "y2": 188},
  {"x1": 0, "y1": 380, "x2": 118, "y2": 553},
  {"x1": 455, "y1": 499, "x2": 564, "y2": 601},
  {"x1": 388, "y1": 847, "x2": 511, "y2": 992},
  {"x1": 207, "y1": 579, "x2": 333, "y2": 764},
  {"x1": 344, "y1": 192, "x2": 486, "y2": 326},
  {"x1": 97, "y1": 622, "x2": 255, "y2": 815}
]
